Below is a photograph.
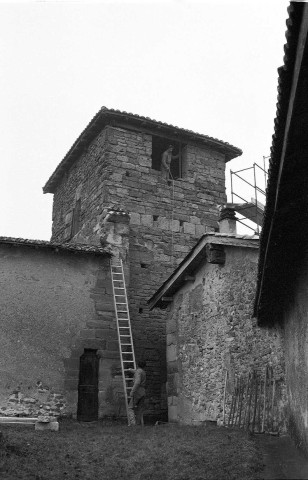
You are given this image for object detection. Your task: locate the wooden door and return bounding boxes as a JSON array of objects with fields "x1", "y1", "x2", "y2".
[{"x1": 77, "y1": 349, "x2": 99, "y2": 422}]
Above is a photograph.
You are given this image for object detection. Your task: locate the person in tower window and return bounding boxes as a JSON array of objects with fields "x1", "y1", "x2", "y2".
[{"x1": 160, "y1": 145, "x2": 179, "y2": 180}]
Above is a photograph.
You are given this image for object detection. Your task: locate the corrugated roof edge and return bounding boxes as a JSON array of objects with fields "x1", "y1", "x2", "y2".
[
  {"x1": 148, "y1": 232, "x2": 259, "y2": 310},
  {"x1": 0, "y1": 236, "x2": 110, "y2": 255},
  {"x1": 43, "y1": 107, "x2": 242, "y2": 194},
  {"x1": 254, "y1": 2, "x2": 306, "y2": 319}
]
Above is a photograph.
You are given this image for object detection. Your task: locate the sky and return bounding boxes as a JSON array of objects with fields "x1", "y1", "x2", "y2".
[{"x1": 0, "y1": 0, "x2": 291, "y2": 240}]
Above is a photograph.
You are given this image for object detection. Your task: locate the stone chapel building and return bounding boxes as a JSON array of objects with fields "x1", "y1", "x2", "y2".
[{"x1": 42, "y1": 108, "x2": 241, "y2": 420}]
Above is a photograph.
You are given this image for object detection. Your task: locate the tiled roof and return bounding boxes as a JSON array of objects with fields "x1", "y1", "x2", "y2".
[
  {"x1": 43, "y1": 107, "x2": 242, "y2": 193},
  {"x1": 254, "y1": 2, "x2": 308, "y2": 320},
  {"x1": 206, "y1": 232, "x2": 259, "y2": 241},
  {"x1": 148, "y1": 231, "x2": 259, "y2": 310},
  {"x1": 0, "y1": 237, "x2": 110, "y2": 256}
]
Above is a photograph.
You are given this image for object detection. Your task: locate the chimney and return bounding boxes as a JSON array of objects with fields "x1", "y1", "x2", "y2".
[{"x1": 219, "y1": 206, "x2": 237, "y2": 234}]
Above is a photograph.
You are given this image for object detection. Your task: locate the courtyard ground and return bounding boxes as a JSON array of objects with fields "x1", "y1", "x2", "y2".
[
  {"x1": 0, "y1": 419, "x2": 263, "y2": 480},
  {"x1": 255, "y1": 433, "x2": 308, "y2": 479}
]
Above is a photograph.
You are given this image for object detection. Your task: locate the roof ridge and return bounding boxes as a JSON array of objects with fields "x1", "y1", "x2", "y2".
[
  {"x1": 0, "y1": 236, "x2": 110, "y2": 255},
  {"x1": 43, "y1": 107, "x2": 242, "y2": 193}
]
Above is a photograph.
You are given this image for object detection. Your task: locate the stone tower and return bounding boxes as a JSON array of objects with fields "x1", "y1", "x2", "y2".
[{"x1": 43, "y1": 107, "x2": 241, "y2": 420}]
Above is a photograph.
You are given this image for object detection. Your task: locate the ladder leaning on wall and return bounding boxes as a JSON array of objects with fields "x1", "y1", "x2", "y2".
[{"x1": 110, "y1": 257, "x2": 136, "y2": 425}]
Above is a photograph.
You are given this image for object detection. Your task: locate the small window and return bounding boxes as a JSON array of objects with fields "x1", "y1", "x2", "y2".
[
  {"x1": 151, "y1": 135, "x2": 184, "y2": 180},
  {"x1": 71, "y1": 198, "x2": 81, "y2": 238}
]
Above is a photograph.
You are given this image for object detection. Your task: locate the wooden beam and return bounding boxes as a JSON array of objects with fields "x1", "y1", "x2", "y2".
[{"x1": 0, "y1": 417, "x2": 36, "y2": 424}]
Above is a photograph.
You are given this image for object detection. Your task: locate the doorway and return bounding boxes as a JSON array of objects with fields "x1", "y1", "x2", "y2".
[{"x1": 77, "y1": 349, "x2": 99, "y2": 421}]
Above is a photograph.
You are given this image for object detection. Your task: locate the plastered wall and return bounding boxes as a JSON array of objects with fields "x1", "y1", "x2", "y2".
[{"x1": 0, "y1": 244, "x2": 124, "y2": 419}]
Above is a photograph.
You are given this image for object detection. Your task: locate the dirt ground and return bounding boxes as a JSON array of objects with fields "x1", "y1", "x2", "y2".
[
  {"x1": 0, "y1": 419, "x2": 263, "y2": 480},
  {"x1": 255, "y1": 433, "x2": 308, "y2": 479}
]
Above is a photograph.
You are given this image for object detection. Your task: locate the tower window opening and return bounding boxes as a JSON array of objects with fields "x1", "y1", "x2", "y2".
[{"x1": 151, "y1": 135, "x2": 184, "y2": 180}]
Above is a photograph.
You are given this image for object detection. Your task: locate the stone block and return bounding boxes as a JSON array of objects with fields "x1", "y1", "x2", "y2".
[
  {"x1": 167, "y1": 333, "x2": 177, "y2": 346},
  {"x1": 80, "y1": 329, "x2": 96, "y2": 339},
  {"x1": 106, "y1": 341, "x2": 119, "y2": 351},
  {"x1": 157, "y1": 217, "x2": 170, "y2": 230},
  {"x1": 168, "y1": 395, "x2": 178, "y2": 406},
  {"x1": 196, "y1": 224, "x2": 206, "y2": 237},
  {"x1": 130, "y1": 212, "x2": 141, "y2": 225},
  {"x1": 170, "y1": 220, "x2": 180, "y2": 232},
  {"x1": 95, "y1": 329, "x2": 117, "y2": 340},
  {"x1": 99, "y1": 350, "x2": 121, "y2": 360},
  {"x1": 141, "y1": 214, "x2": 153, "y2": 227},
  {"x1": 35, "y1": 421, "x2": 59, "y2": 431},
  {"x1": 190, "y1": 216, "x2": 201, "y2": 225},
  {"x1": 167, "y1": 344, "x2": 177, "y2": 362},
  {"x1": 167, "y1": 361, "x2": 178, "y2": 374},
  {"x1": 138, "y1": 156, "x2": 152, "y2": 167},
  {"x1": 168, "y1": 405, "x2": 178, "y2": 422},
  {"x1": 183, "y1": 222, "x2": 196, "y2": 235}
]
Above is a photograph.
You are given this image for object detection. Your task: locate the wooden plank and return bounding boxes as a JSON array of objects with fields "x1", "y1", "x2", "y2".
[
  {"x1": 252, "y1": 372, "x2": 258, "y2": 433},
  {"x1": 246, "y1": 372, "x2": 254, "y2": 431},
  {"x1": 0, "y1": 417, "x2": 37, "y2": 424},
  {"x1": 238, "y1": 376, "x2": 244, "y2": 428},
  {"x1": 222, "y1": 370, "x2": 228, "y2": 427},
  {"x1": 262, "y1": 366, "x2": 268, "y2": 433}
]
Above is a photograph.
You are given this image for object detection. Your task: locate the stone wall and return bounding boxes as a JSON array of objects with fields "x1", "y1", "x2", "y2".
[
  {"x1": 0, "y1": 244, "x2": 124, "y2": 419},
  {"x1": 50, "y1": 124, "x2": 228, "y2": 417},
  {"x1": 283, "y1": 261, "x2": 308, "y2": 450},
  {"x1": 166, "y1": 245, "x2": 285, "y2": 426}
]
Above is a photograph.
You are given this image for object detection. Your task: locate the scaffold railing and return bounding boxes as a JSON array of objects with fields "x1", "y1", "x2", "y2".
[{"x1": 230, "y1": 157, "x2": 269, "y2": 234}]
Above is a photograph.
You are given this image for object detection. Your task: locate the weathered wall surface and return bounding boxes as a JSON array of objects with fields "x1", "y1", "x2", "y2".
[
  {"x1": 50, "y1": 125, "x2": 227, "y2": 417},
  {"x1": 166, "y1": 245, "x2": 285, "y2": 425},
  {"x1": 0, "y1": 244, "x2": 123, "y2": 418},
  {"x1": 283, "y1": 264, "x2": 308, "y2": 450}
]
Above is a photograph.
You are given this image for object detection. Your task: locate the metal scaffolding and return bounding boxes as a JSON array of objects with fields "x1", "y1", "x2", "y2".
[{"x1": 230, "y1": 157, "x2": 269, "y2": 234}]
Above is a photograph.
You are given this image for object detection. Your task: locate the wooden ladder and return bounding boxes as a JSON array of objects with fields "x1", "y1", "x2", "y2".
[{"x1": 110, "y1": 257, "x2": 136, "y2": 425}]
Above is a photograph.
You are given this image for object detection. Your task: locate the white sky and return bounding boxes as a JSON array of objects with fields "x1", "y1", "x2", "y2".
[{"x1": 0, "y1": 0, "x2": 290, "y2": 240}]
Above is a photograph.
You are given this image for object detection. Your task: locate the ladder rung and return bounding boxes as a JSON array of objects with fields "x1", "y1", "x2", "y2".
[
  {"x1": 116, "y1": 302, "x2": 127, "y2": 305},
  {"x1": 120, "y1": 335, "x2": 131, "y2": 337},
  {"x1": 123, "y1": 361, "x2": 134, "y2": 363}
]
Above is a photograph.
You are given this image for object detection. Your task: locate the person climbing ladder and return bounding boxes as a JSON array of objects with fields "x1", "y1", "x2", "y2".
[{"x1": 128, "y1": 360, "x2": 146, "y2": 426}]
